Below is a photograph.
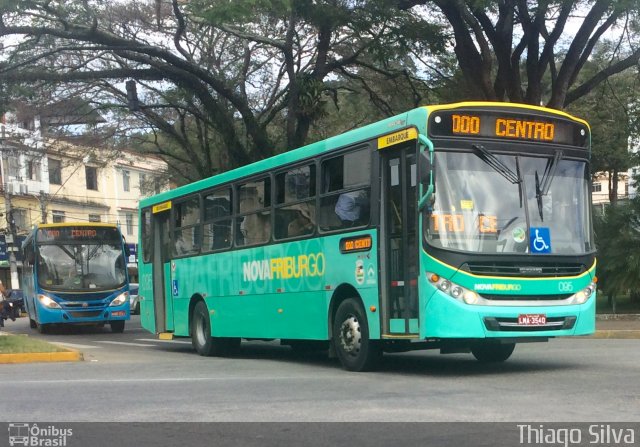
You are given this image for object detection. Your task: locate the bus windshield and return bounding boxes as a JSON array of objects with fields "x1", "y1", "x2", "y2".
[
  {"x1": 425, "y1": 150, "x2": 594, "y2": 255},
  {"x1": 37, "y1": 242, "x2": 127, "y2": 291}
]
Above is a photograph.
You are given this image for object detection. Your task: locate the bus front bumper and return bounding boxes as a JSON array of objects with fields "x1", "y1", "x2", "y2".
[
  {"x1": 37, "y1": 303, "x2": 130, "y2": 325},
  {"x1": 422, "y1": 291, "x2": 596, "y2": 339}
]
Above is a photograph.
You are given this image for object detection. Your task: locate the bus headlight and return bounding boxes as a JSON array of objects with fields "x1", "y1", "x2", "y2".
[
  {"x1": 427, "y1": 272, "x2": 478, "y2": 305},
  {"x1": 37, "y1": 294, "x2": 61, "y2": 309},
  {"x1": 573, "y1": 282, "x2": 596, "y2": 304},
  {"x1": 109, "y1": 292, "x2": 129, "y2": 307}
]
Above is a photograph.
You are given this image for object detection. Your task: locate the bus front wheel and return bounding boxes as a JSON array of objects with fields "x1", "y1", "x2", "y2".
[
  {"x1": 37, "y1": 323, "x2": 49, "y2": 334},
  {"x1": 191, "y1": 301, "x2": 240, "y2": 357},
  {"x1": 29, "y1": 319, "x2": 37, "y2": 329},
  {"x1": 333, "y1": 298, "x2": 381, "y2": 372},
  {"x1": 110, "y1": 321, "x2": 125, "y2": 333},
  {"x1": 471, "y1": 342, "x2": 515, "y2": 362}
]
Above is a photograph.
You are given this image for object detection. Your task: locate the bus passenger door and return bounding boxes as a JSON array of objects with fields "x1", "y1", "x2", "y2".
[
  {"x1": 379, "y1": 143, "x2": 419, "y2": 336},
  {"x1": 151, "y1": 209, "x2": 171, "y2": 334}
]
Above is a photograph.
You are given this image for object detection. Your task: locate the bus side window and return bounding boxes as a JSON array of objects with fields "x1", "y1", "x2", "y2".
[
  {"x1": 274, "y1": 165, "x2": 316, "y2": 239},
  {"x1": 172, "y1": 197, "x2": 201, "y2": 257},
  {"x1": 237, "y1": 177, "x2": 271, "y2": 246},
  {"x1": 203, "y1": 188, "x2": 232, "y2": 251},
  {"x1": 141, "y1": 209, "x2": 152, "y2": 263},
  {"x1": 319, "y1": 148, "x2": 371, "y2": 230}
]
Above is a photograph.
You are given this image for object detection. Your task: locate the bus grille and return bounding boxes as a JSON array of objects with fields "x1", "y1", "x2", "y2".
[
  {"x1": 484, "y1": 316, "x2": 576, "y2": 332},
  {"x1": 68, "y1": 311, "x2": 103, "y2": 318},
  {"x1": 480, "y1": 294, "x2": 573, "y2": 301},
  {"x1": 462, "y1": 262, "x2": 585, "y2": 277}
]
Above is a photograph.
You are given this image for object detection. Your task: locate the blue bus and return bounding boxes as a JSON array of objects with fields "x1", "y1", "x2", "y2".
[{"x1": 21, "y1": 223, "x2": 130, "y2": 333}]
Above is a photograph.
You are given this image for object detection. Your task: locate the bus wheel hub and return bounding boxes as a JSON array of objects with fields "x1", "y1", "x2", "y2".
[{"x1": 339, "y1": 316, "x2": 361, "y2": 355}]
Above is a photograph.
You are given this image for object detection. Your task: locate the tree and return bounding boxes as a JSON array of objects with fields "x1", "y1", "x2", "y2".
[
  {"x1": 396, "y1": 0, "x2": 640, "y2": 109},
  {"x1": 0, "y1": 0, "x2": 443, "y2": 181}
]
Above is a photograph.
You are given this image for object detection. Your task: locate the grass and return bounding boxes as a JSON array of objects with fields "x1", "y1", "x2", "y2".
[
  {"x1": 596, "y1": 292, "x2": 640, "y2": 314},
  {"x1": 0, "y1": 334, "x2": 68, "y2": 354}
]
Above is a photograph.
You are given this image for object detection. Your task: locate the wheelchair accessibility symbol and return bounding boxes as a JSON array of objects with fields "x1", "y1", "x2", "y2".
[{"x1": 530, "y1": 227, "x2": 551, "y2": 254}]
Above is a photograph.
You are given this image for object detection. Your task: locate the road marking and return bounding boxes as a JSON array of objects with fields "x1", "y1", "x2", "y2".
[
  {"x1": 95, "y1": 341, "x2": 155, "y2": 347},
  {"x1": 136, "y1": 338, "x2": 192, "y2": 345},
  {"x1": 8, "y1": 376, "x2": 345, "y2": 385},
  {"x1": 51, "y1": 342, "x2": 102, "y2": 350}
]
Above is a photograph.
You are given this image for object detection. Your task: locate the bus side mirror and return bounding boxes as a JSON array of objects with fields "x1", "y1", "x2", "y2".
[{"x1": 419, "y1": 151, "x2": 432, "y2": 185}]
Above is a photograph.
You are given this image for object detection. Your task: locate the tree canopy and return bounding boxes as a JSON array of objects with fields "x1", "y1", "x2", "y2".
[{"x1": 1, "y1": 1, "x2": 640, "y2": 182}]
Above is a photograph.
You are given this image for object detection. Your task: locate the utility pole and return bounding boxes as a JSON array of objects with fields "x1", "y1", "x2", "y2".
[
  {"x1": 3, "y1": 187, "x2": 20, "y2": 290},
  {"x1": 39, "y1": 189, "x2": 47, "y2": 223}
]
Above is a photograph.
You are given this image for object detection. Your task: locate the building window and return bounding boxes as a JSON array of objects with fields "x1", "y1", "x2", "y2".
[
  {"x1": 86, "y1": 166, "x2": 98, "y2": 190},
  {"x1": 52, "y1": 210, "x2": 65, "y2": 223},
  {"x1": 139, "y1": 172, "x2": 146, "y2": 192},
  {"x1": 89, "y1": 214, "x2": 101, "y2": 222},
  {"x1": 12, "y1": 209, "x2": 27, "y2": 231},
  {"x1": 122, "y1": 170, "x2": 130, "y2": 192},
  {"x1": 48, "y1": 158, "x2": 62, "y2": 184},
  {"x1": 6, "y1": 156, "x2": 20, "y2": 179},
  {"x1": 592, "y1": 183, "x2": 602, "y2": 193},
  {"x1": 27, "y1": 159, "x2": 41, "y2": 181},
  {"x1": 125, "y1": 213, "x2": 134, "y2": 236}
]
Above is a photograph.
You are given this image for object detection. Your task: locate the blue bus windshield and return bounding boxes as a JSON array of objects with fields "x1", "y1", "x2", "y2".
[{"x1": 38, "y1": 242, "x2": 127, "y2": 292}]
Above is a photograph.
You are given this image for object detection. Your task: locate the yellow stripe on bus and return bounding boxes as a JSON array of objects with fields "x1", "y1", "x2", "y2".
[
  {"x1": 152, "y1": 201, "x2": 172, "y2": 213},
  {"x1": 378, "y1": 128, "x2": 418, "y2": 149}
]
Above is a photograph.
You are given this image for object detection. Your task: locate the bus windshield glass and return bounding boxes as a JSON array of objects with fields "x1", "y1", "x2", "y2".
[
  {"x1": 425, "y1": 150, "x2": 594, "y2": 255},
  {"x1": 36, "y1": 227, "x2": 127, "y2": 291}
]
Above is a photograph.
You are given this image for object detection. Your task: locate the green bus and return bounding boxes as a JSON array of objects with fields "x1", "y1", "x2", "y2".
[{"x1": 138, "y1": 101, "x2": 596, "y2": 371}]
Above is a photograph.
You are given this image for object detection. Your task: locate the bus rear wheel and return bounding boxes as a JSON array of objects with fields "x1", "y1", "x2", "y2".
[
  {"x1": 471, "y1": 342, "x2": 515, "y2": 363},
  {"x1": 110, "y1": 320, "x2": 125, "y2": 333},
  {"x1": 333, "y1": 298, "x2": 381, "y2": 372},
  {"x1": 191, "y1": 301, "x2": 240, "y2": 357}
]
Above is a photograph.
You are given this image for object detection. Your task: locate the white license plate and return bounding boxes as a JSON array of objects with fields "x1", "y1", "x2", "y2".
[{"x1": 518, "y1": 314, "x2": 547, "y2": 326}]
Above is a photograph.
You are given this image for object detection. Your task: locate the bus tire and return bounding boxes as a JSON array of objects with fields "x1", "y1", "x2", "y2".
[
  {"x1": 110, "y1": 321, "x2": 125, "y2": 333},
  {"x1": 471, "y1": 342, "x2": 515, "y2": 362},
  {"x1": 333, "y1": 298, "x2": 381, "y2": 372},
  {"x1": 29, "y1": 318, "x2": 37, "y2": 329},
  {"x1": 191, "y1": 301, "x2": 240, "y2": 357},
  {"x1": 37, "y1": 323, "x2": 49, "y2": 334}
]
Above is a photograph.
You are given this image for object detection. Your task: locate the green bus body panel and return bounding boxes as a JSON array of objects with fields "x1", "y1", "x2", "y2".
[{"x1": 143, "y1": 231, "x2": 380, "y2": 340}]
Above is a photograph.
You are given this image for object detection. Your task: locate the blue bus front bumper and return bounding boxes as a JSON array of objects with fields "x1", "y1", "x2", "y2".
[
  {"x1": 422, "y1": 291, "x2": 596, "y2": 339},
  {"x1": 37, "y1": 302, "x2": 130, "y2": 325}
]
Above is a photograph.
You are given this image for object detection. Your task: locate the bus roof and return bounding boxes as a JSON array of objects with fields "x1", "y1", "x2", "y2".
[{"x1": 140, "y1": 101, "x2": 588, "y2": 207}]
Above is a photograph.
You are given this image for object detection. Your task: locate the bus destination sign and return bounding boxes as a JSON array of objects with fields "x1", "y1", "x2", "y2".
[
  {"x1": 429, "y1": 110, "x2": 588, "y2": 147},
  {"x1": 38, "y1": 226, "x2": 121, "y2": 243}
]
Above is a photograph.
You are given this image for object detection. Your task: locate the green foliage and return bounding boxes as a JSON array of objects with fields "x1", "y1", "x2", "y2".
[{"x1": 594, "y1": 198, "x2": 640, "y2": 298}]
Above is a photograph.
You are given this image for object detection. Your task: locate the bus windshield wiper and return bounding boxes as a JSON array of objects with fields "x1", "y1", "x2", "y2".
[
  {"x1": 535, "y1": 150, "x2": 563, "y2": 221},
  {"x1": 472, "y1": 144, "x2": 520, "y2": 185}
]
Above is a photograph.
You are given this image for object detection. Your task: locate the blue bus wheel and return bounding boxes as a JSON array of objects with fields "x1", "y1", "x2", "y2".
[
  {"x1": 29, "y1": 319, "x2": 37, "y2": 329},
  {"x1": 110, "y1": 321, "x2": 125, "y2": 333},
  {"x1": 471, "y1": 342, "x2": 515, "y2": 362},
  {"x1": 333, "y1": 298, "x2": 381, "y2": 372},
  {"x1": 37, "y1": 323, "x2": 49, "y2": 334}
]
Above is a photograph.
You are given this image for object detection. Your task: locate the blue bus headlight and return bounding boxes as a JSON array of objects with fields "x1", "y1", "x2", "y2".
[
  {"x1": 109, "y1": 292, "x2": 129, "y2": 307},
  {"x1": 37, "y1": 294, "x2": 61, "y2": 309}
]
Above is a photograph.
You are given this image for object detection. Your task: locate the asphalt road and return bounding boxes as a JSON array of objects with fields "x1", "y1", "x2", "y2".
[{"x1": 2, "y1": 315, "x2": 639, "y2": 423}]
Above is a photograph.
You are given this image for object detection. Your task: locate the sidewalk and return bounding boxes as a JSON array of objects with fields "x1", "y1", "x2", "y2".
[{"x1": 593, "y1": 314, "x2": 640, "y2": 339}]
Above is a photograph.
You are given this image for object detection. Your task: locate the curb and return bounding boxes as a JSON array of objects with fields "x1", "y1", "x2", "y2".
[
  {"x1": 596, "y1": 314, "x2": 640, "y2": 321},
  {"x1": 590, "y1": 330, "x2": 640, "y2": 340},
  {"x1": 0, "y1": 349, "x2": 83, "y2": 364}
]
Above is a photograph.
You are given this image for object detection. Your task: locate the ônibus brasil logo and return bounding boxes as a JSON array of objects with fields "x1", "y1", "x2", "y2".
[{"x1": 8, "y1": 423, "x2": 73, "y2": 447}]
